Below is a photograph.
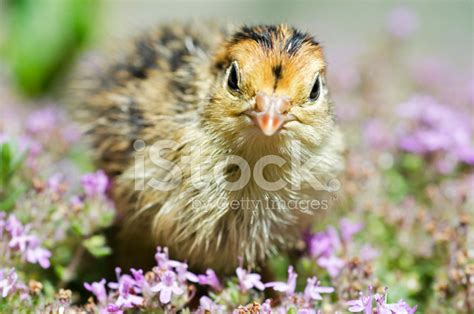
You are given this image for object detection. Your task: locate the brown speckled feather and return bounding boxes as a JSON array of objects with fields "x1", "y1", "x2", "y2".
[{"x1": 72, "y1": 22, "x2": 345, "y2": 273}]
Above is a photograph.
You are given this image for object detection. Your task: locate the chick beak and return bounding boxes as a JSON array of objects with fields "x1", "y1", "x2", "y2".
[{"x1": 248, "y1": 92, "x2": 291, "y2": 136}]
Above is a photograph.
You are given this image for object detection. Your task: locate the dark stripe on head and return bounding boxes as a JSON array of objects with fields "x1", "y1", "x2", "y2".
[
  {"x1": 232, "y1": 25, "x2": 279, "y2": 49},
  {"x1": 272, "y1": 63, "x2": 283, "y2": 91},
  {"x1": 285, "y1": 28, "x2": 319, "y2": 55},
  {"x1": 231, "y1": 25, "x2": 319, "y2": 56}
]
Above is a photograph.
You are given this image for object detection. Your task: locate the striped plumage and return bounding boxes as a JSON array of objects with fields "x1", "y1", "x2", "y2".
[{"x1": 73, "y1": 23, "x2": 345, "y2": 273}]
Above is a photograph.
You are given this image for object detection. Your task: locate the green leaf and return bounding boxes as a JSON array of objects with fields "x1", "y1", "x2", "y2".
[
  {"x1": 287, "y1": 307, "x2": 297, "y2": 314},
  {"x1": 2, "y1": 0, "x2": 100, "y2": 96},
  {"x1": 54, "y1": 265, "x2": 67, "y2": 281},
  {"x1": 0, "y1": 142, "x2": 13, "y2": 187},
  {"x1": 83, "y1": 235, "x2": 112, "y2": 257},
  {"x1": 385, "y1": 169, "x2": 409, "y2": 202},
  {"x1": 0, "y1": 186, "x2": 26, "y2": 211}
]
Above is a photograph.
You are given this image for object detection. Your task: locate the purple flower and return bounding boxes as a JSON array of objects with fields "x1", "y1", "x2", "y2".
[
  {"x1": 108, "y1": 268, "x2": 143, "y2": 309},
  {"x1": 5, "y1": 215, "x2": 51, "y2": 268},
  {"x1": 84, "y1": 279, "x2": 108, "y2": 305},
  {"x1": 115, "y1": 284, "x2": 143, "y2": 309},
  {"x1": 374, "y1": 289, "x2": 417, "y2": 314},
  {"x1": 386, "y1": 300, "x2": 417, "y2": 314},
  {"x1": 197, "y1": 269, "x2": 222, "y2": 291},
  {"x1": 303, "y1": 277, "x2": 334, "y2": 302},
  {"x1": 236, "y1": 267, "x2": 265, "y2": 292},
  {"x1": 260, "y1": 299, "x2": 272, "y2": 314},
  {"x1": 26, "y1": 107, "x2": 59, "y2": 134},
  {"x1": 348, "y1": 293, "x2": 373, "y2": 314},
  {"x1": 265, "y1": 265, "x2": 297, "y2": 296},
  {"x1": 108, "y1": 268, "x2": 131, "y2": 291},
  {"x1": 154, "y1": 246, "x2": 181, "y2": 270},
  {"x1": 305, "y1": 231, "x2": 333, "y2": 258},
  {"x1": 81, "y1": 170, "x2": 109, "y2": 198},
  {"x1": 106, "y1": 304, "x2": 124, "y2": 314},
  {"x1": 397, "y1": 95, "x2": 474, "y2": 167},
  {"x1": 175, "y1": 262, "x2": 198, "y2": 283},
  {"x1": 0, "y1": 268, "x2": 18, "y2": 298},
  {"x1": 70, "y1": 195, "x2": 84, "y2": 209},
  {"x1": 130, "y1": 269, "x2": 144, "y2": 285},
  {"x1": 197, "y1": 296, "x2": 224, "y2": 313},
  {"x1": 317, "y1": 254, "x2": 345, "y2": 277},
  {"x1": 456, "y1": 145, "x2": 474, "y2": 165},
  {"x1": 5, "y1": 215, "x2": 24, "y2": 238},
  {"x1": 348, "y1": 296, "x2": 373, "y2": 313},
  {"x1": 305, "y1": 226, "x2": 341, "y2": 258},
  {"x1": 387, "y1": 6, "x2": 418, "y2": 39},
  {"x1": 47, "y1": 173, "x2": 65, "y2": 194},
  {"x1": 340, "y1": 218, "x2": 363, "y2": 243},
  {"x1": 151, "y1": 270, "x2": 183, "y2": 304},
  {"x1": 8, "y1": 232, "x2": 34, "y2": 254},
  {"x1": 24, "y1": 240, "x2": 51, "y2": 269}
]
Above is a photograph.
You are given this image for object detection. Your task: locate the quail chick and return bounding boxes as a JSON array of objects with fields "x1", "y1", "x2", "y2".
[{"x1": 74, "y1": 23, "x2": 345, "y2": 274}]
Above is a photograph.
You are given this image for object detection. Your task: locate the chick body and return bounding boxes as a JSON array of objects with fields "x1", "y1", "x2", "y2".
[{"x1": 75, "y1": 22, "x2": 345, "y2": 273}]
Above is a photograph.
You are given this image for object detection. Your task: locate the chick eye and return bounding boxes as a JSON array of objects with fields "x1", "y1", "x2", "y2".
[
  {"x1": 309, "y1": 74, "x2": 321, "y2": 101},
  {"x1": 226, "y1": 62, "x2": 240, "y2": 92}
]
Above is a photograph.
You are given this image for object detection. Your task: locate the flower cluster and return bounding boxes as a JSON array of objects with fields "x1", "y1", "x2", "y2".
[
  {"x1": 348, "y1": 287, "x2": 417, "y2": 314},
  {"x1": 0, "y1": 91, "x2": 115, "y2": 309},
  {"x1": 0, "y1": 213, "x2": 51, "y2": 269},
  {"x1": 84, "y1": 247, "x2": 202, "y2": 312},
  {"x1": 396, "y1": 95, "x2": 474, "y2": 172},
  {"x1": 82, "y1": 247, "x2": 339, "y2": 313},
  {"x1": 305, "y1": 219, "x2": 377, "y2": 278}
]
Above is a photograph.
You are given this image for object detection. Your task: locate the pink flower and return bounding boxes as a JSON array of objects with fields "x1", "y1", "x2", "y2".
[
  {"x1": 303, "y1": 277, "x2": 334, "y2": 302},
  {"x1": 84, "y1": 279, "x2": 108, "y2": 305},
  {"x1": 265, "y1": 266, "x2": 297, "y2": 296},
  {"x1": 81, "y1": 170, "x2": 109, "y2": 197},
  {"x1": 154, "y1": 247, "x2": 181, "y2": 270},
  {"x1": 5, "y1": 215, "x2": 51, "y2": 268},
  {"x1": 197, "y1": 269, "x2": 222, "y2": 291},
  {"x1": 260, "y1": 299, "x2": 272, "y2": 314},
  {"x1": 70, "y1": 195, "x2": 84, "y2": 209},
  {"x1": 236, "y1": 267, "x2": 265, "y2": 292},
  {"x1": 0, "y1": 268, "x2": 18, "y2": 298},
  {"x1": 115, "y1": 286, "x2": 143, "y2": 309},
  {"x1": 317, "y1": 255, "x2": 345, "y2": 277},
  {"x1": 347, "y1": 287, "x2": 374, "y2": 313},
  {"x1": 175, "y1": 262, "x2": 198, "y2": 283},
  {"x1": 26, "y1": 107, "x2": 59, "y2": 134},
  {"x1": 108, "y1": 268, "x2": 143, "y2": 309},
  {"x1": 340, "y1": 218, "x2": 363, "y2": 243},
  {"x1": 305, "y1": 226, "x2": 341, "y2": 258},
  {"x1": 106, "y1": 304, "x2": 124, "y2": 313},
  {"x1": 151, "y1": 270, "x2": 183, "y2": 304},
  {"x1": 46, "y1": 173, "x2": 65, "y2": 194},
  {"x1": 197, "y1": 296, "x2": 224, "y2": 313},
  {"x1": 24, "y1": 241, "x2": 51, "y2": 269},
  {"x1": 374, "y1": 289, "x2": 417, "y2": 314},
  {"x1": 386, "y1": 300, "x2": 417, "y2": 314},
  {"x1": 397, "y1": 95, "x2": 474, "y2": 167}
]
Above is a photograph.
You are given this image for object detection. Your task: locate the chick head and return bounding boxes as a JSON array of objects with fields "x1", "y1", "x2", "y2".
[{"x1": 203, "y1": 24, "x2": 334, "y2": 149}]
